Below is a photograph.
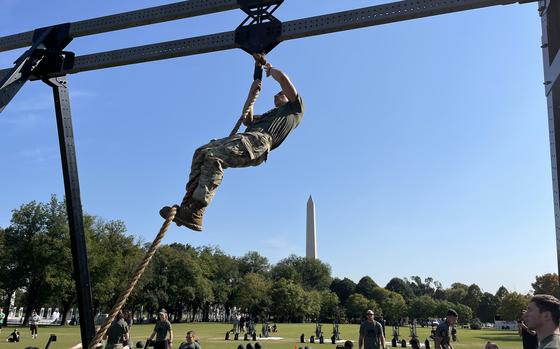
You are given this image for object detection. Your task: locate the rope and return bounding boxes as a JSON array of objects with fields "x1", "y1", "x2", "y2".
[
  {"x1": 87, "y1": 206, "x2": 178, "y2": 349},
  {"x1": 88, "y1": 53, "x2": 266, "y2": 349},
  {"x1": 229, "y1": 85, "x2": 261, "y2": 136},
  {"x1": 229, "y1": 53, "x2": 266, "y2": 136}
]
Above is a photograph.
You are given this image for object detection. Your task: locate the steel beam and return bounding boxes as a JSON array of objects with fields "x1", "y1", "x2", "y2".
[
  {"x1": 0, "y1": 0, "x2": 240, "y2": 53},
  {"x1": 280, "y1": 0, "x2": 519, "y2": 40},
  {"x1": 52, "y1": 31, "x2": 236, "y2": 76},
  {"x1": 540, "y1": 0, "x2": 560, "y2": 276},
  {"x1": 31, "y1": 0, "x2": 532, "y2": 78},
  {"x1": 44, "y1": 75, "x2": 96, "y2": 347}
]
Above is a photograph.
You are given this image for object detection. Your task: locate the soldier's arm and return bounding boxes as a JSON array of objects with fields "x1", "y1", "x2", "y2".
[{"x1": 265, "y1": 64, "x2": 298, "y2": 102}]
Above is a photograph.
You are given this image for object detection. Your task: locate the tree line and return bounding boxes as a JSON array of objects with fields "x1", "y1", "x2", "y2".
[{"x1": 0, "y1": 196, "x2": 558, "y2": 326}]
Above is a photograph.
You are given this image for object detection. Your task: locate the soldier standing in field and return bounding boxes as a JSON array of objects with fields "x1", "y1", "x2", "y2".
[{"x1": 434, "y1": 309, "x2": 458, "y2": 349}]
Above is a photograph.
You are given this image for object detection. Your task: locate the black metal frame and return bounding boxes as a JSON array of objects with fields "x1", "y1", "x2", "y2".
[
  {"x1": 0, "y1": 1, "x2": 549, "y2": 347},
  {"x1": 235, "y1": 0, "x2": 283, "y2": 54},
  {"x1": 539, "y1": 0, "x2": 560, "y2": 276},
  {"x1": 1, "y1": 24, "x2": 96, "y2": 346},
  {"x1": 44, "y1": 75, "x2": 95, "y2": 348}
]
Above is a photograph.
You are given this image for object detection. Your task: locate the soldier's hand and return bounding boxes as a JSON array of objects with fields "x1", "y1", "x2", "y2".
[
  {"x1": 253, "y1": 53, "x2": 267, "y2": 67},
  {"x1": 265, "y1": 63, "x2": 273, "y2": 77}
]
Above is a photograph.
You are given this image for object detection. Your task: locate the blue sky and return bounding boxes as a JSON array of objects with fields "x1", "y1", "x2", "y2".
[{"x1": 0, "y1": 1, "x2": 551, "y2": 294}]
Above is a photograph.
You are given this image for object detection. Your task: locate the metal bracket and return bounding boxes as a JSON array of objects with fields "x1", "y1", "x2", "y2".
[
  {"x1": 0, "y1": 23, "x2": 74, "y2": 113},
  {"x1": 235, "y1": 0, "x2": 283, "y2": 54},
  {"x1": 30, "y1": 24, "x2": 75, "y2": 78}
]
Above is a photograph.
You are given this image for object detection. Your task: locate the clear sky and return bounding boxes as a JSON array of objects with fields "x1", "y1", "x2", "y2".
[{"x1": 0, "y1": 0, "x2": 552, "y2": 295}]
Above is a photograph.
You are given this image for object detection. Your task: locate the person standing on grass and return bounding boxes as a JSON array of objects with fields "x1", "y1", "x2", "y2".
[
  {"x1": 434, "y1": 309, "x2": 458, "y2": 349},
  {"x1": 359, "y1": 309, "x2": 385, "y2": 349},
  {"x1": 148, "y1": 309, "x2": 174, "y2": 349},
  {"x1": 30, "y1": 310, "x2": 40, "y2": 339}
]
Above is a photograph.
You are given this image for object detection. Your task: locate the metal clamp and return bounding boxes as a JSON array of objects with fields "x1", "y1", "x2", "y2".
[{"x1": 235, "y1": 0, "x2": 283, "y2": 54}]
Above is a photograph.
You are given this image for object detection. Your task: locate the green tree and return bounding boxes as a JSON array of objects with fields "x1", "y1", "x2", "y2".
[
  {"x1": 269, "y1": 278, "x2": 305, "y2": 322},
  {"x1": 495, "y1": 286, "x2": 509, "y2": 300},
  {"x1": 370, "y1": 287, "x2": 392, "y2": 305},
  {"x1": 454, "y1": 303, "x2": 474, "y2": 323},
  {"x1": 4, "y1": 198, "x2": 77, "y2": 324},
  {"x1": 380, "y1": 292, "x2": 407, "y2": 322},
  {"x1": 346, "y1": 293, "x2": 380, "y2": 323},
  {"x1": 319, "y1": 291, "x2": 341, "y2": 322},
  {"x1": 499, "y1": 292, "x2": 529, "y2": 321},
  {"x1": 385, "y1": 277, "x2": 415, "y2": 301},
  {"x1": 477, "y1": 292, "x2": 499, "y2": 323},
  {"x1": 88, "y1": 219, "x2": 141, "y2": 312},
  {"x1": 532, "y1": 273, "x2": 560, "y2": 298},
  {"x1": 434, "y1": 300, "x2": 457, "y2": 318},
  {"x1": 408, "y1": 295, "x2": 436, "y2": 320},
  {"x1": 355, "y1": 276, "x2": 379, "y2": 299},
  {"x1": 445, "y1": 283, "x2": 468, "y2": 304},
  {"x1": 233, "y1": 273, "x2": 272, "y2": 319},
  {"x1": 406, "y1": 276, "x2": 437, "y2": 297},
  {"x1": 302, "y1": 290, "x2": 322, "y2": 320},
  {"x1": 239, "y1": 251, "x2": 270, "y2": 275},
  {"x1": 330, "y1": 278, "x2": 356, "y2": 305},
  {"x1": 462, "y1": 284, "x2": 482, "y2": 315},
  {"x1": 271, "y1": 255, "x2": 332, "y2": 291}
]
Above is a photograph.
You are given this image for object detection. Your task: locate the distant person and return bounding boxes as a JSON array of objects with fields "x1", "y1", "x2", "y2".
[
  {"x1": 523, "y1": 294, "x2": 560, "y2": 349},
  {"x1": 519, "y1": 310, "x2": 538, "y2": 349},
  {"x1": 178, "y1": 330, "x2": 201, "y2": 349},
  {"x1": 124, "y1": 311, "x2": 134, "y2": 348},
  {"x1": 30, "y1": 310, "x2": 40, "y2": 339},
  {"x1": 0, "y1": 307, "x2": 5, "y2": 333},
  {"x1": 148, "y1": 309, "x2": 173, "y2": 349},
  {"x1": 434, "y1": 309, "x2": 458, "y2": 349},
  {"x1": 103, "y1": 310, "x2": 129, "y2": 349},
  {"x1": 6, "y1": 328, "x2": 20, "y2": 342},
  {"x1": 359, "y1": 309, "x2": 385, "y2": 349}
]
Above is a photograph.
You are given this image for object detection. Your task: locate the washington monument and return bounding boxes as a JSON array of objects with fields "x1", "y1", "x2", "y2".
[{"x1": 306, "y1": 195, "x2": 317, "y2": 260}]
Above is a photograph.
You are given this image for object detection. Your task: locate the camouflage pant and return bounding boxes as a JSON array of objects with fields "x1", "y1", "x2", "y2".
[{"x1": 185, "y1": 131, "x2": 272, "y2": 206}]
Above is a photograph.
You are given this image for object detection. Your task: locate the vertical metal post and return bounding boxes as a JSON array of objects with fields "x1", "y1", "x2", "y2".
[
  {"x1": 44, "y1": 75, "x2": 95, "y2": 346},
  {"x1": 540, "y1": 0, "x2": 560, "y2": 276}
]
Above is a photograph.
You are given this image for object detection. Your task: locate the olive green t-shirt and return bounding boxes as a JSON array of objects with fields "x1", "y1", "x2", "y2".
[
  {"x1": 360, "y1": 320, "x2": 383, "y2": 349},
  {"x1": 538, "y1": 334, "x2": 560, "y2": 349},
  {"x1": 154, "y1": 320, "x2": 172, "y2": 341},
  {"x1": 106, "y1": 319, "x2": 128, "y2": 345},
  {"x1": 245, "y1": 95, "x2": 304, "y2": 150}
]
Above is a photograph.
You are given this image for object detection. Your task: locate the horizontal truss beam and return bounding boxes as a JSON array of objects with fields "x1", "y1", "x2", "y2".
[
  {"x1": 0, "y1": 0, "x2": 532, "y2": 79},
  {"x1": 0, "y1": 0, "x2": 240, "y2": 53}
]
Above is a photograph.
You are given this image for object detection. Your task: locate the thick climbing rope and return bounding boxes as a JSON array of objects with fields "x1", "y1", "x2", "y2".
[
  {"x1": 87, "y1": 206, "x2": 177, "y2": 349},
  {"x1": 87, "y1": 54, "x2": 267, "y2": 349},
  {"x1": 229, "y1": 53, "x2": 267, "y2": 136},
  {"x1": 229, "y1": 85, "x2": 261, "y2": 136}
]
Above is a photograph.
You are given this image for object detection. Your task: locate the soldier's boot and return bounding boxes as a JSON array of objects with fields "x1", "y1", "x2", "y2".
[{"x1": 159, "y1": 197, "x2": 206, "y2": 232}]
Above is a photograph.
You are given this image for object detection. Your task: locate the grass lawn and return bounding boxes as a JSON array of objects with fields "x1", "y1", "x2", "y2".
[{"x1": 0, "y1": 323, "x2": 522, "y2": 349}]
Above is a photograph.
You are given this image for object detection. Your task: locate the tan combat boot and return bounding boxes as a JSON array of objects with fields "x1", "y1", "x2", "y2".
[{"x1": 159, "y1": 200, "x2": 206, "y2": 232}]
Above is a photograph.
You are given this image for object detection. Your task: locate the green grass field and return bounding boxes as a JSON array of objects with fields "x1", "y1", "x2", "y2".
[{"x1": 0, "y1": 323, "x2": 522, "y2": 349}]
